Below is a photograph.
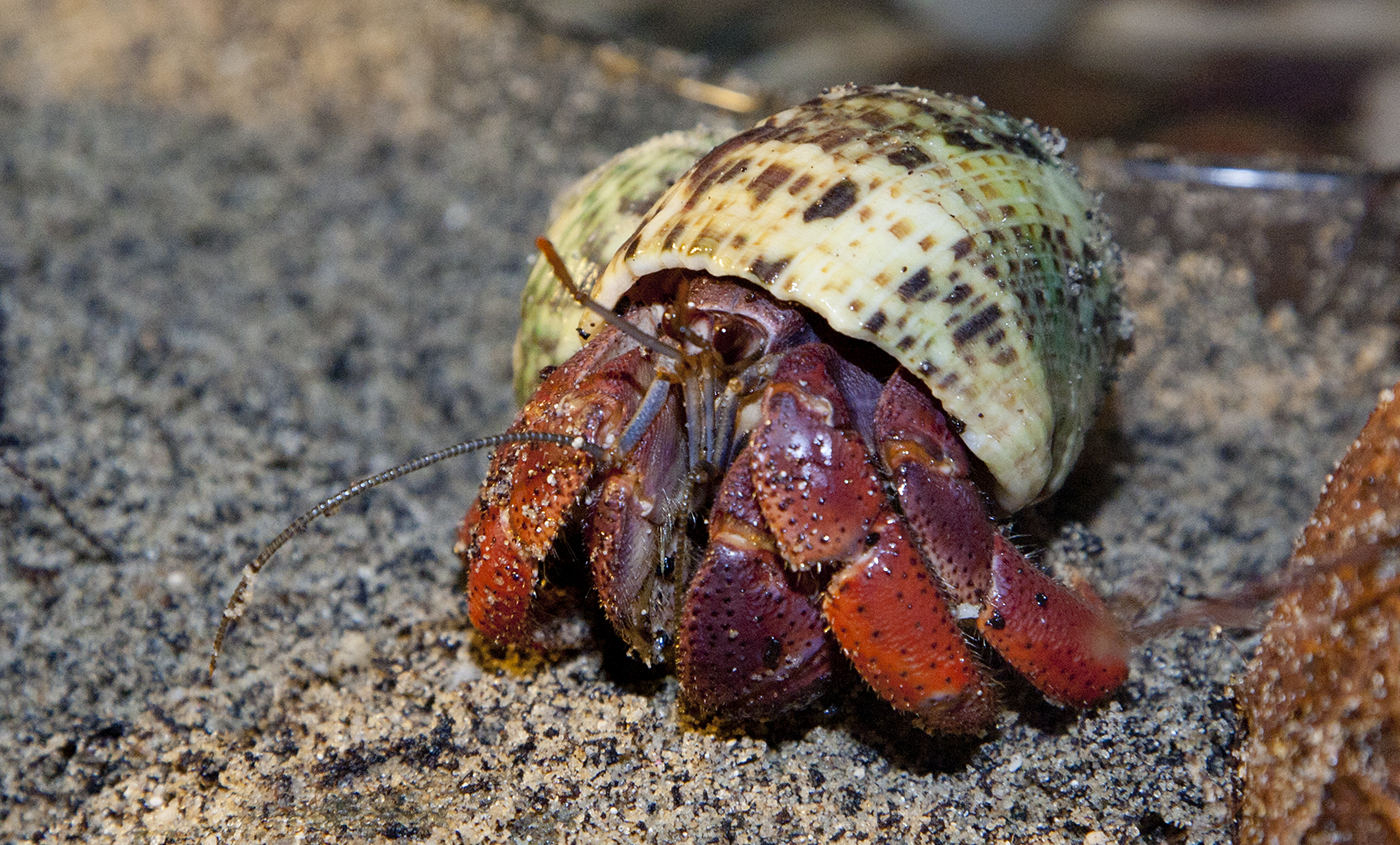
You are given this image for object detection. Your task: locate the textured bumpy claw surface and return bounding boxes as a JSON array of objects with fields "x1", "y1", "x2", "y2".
[
  {"x1": 465, "y1": 85, "x2": 1129, "y2": 735},
  {"x1": 460, "y1": 329, "x2": 640, "y2": 646},
  {"x1": 748, "y1": 345, "x2": 996, "y2": 731},
  {"x1": 677, "y1": 441, "x2": 836, "y2": 719}
]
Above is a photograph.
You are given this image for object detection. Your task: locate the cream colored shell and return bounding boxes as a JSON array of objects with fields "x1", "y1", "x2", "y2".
[{"x1": 523, "y1": 85, "x2": 1125, "y2": 511}]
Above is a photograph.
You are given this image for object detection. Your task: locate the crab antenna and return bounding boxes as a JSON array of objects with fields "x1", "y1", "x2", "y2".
[
  {"x1": 209, "y1": 430, "x2": 607, "y2": 679},
  {"x1": 535, "y1": 237, "x2": 682, "y2": 361}
]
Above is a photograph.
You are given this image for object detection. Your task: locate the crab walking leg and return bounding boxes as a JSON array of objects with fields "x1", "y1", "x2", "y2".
[
  {"x1": 979, "y1": 535, "x2": 1129, "y2": 706},
  {"x1": 875, "y1": 371, "x2": 1129, "y2": 707},
  {"x1": 460, "y1": 329, "x2": 646, "y2": 645},
  {"x1": 826, "y1": 513, "x2": 998, "y2": 732},
  {"x1": 874, "y1": 372, "x2": 995, "y2": 607},
  {"x1": 585, "y1": 384, "x2": 690, "y2": 665},
  {"x1": 677, "y1": 442, "x2": 836, "y2": 720},
  {"x1": 751, "y1": 345, "x2": 996, "y2": 733}
]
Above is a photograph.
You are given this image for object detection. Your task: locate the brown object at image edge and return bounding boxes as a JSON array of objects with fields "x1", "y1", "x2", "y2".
[{"x1": 1237, "y1": 382, "x2": 1400, "y2": 843}]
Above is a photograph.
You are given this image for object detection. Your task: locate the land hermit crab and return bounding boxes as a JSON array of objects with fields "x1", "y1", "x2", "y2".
[{"x1": 215, "y1": 84, "x2": 1131, "y2": 736}]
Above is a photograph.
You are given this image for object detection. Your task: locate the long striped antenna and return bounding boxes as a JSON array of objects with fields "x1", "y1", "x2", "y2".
[
  {"x1": 209, "y1": 430, "x2": 606, "y2": 678},
  {"x1": 534, "y1": 237, "x2": 682, "y2": 361}
]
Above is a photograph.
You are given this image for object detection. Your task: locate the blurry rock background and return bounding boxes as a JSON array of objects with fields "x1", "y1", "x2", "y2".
[{"x1": 523, "y1": 0, "x2": 1400, "y2": 163}]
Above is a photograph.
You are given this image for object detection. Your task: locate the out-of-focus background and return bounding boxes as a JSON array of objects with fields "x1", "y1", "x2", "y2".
[{"x1": 524, "y1": 0, "x2": 1400, "y2": 164}]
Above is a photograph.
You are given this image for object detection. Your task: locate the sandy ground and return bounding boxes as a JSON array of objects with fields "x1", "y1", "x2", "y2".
[{"x1": 2, "y1": 2, "x2": 1398, "y2": 842}]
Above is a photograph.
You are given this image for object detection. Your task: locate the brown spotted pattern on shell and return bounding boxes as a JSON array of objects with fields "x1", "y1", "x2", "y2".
[
  {"x1": 1237, "y1": 382, "x2": 1400, "y2": 844},
  {"x1": 579, "y1": 84, "x2": 1125, "y2": 510}
]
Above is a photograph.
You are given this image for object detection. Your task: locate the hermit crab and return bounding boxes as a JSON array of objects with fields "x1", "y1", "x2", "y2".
[{"x1": 214, "y1": 84, "x2": 1131, "y2": 736}]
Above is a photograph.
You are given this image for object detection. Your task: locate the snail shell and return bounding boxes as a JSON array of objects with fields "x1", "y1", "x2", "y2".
[{"x1": 520, "y1": 84, "x2": 1126, "y2": 510}]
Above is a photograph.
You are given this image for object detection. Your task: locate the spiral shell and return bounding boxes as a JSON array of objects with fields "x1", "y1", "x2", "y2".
[{"x1": 520, "y1": 84, "x2": 1125, "y2": 510}]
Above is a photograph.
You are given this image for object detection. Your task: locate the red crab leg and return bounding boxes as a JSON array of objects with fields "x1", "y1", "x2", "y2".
[
  {"x1": 459, "y1": 329, "x2": 646, "y2": 646},
  {"x1": 677, "y1": 441, "x2": 835, "y2": 720},
  {"x1": 875, "y1": 370, "x2": 1129, "y2": 707},
  {"x1": 752, "y1": 344, "x2": 996, "y2": 733},
  {"x1": 979, "y1": 534, "x2": 1129, "y2": 707}
]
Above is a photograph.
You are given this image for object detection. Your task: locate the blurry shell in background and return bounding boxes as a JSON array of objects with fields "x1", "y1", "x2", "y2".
[{"x1": 1237, "y1": 382, "x2": 1400, "y2": 844}]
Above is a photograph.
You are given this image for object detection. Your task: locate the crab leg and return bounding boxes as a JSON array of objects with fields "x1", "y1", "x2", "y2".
[
  {"x1": 585, "y1": 383, "x2": 690, "y2": 665},
  {"x1": 874, "y1": 371, "x2": 1129, "y2": 707},
  {"x1": 460, "y1": 329, "x2": 647, "y2": 646},
  {"x1": 677, "y1": 442, "x2": 836, "y2": 720},
  {"x1": 751, "y1": 345, "x2": 996, "y2": 733},
  {"x1": 979, "y1": 535, "x2": 1130, "y2": 707}
]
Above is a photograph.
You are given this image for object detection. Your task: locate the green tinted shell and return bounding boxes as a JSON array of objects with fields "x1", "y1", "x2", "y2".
[
  {"x1": 521, "y1": 84, "x2": 1125, "y2": 511},
  {"x1": 513, "y1": 127, "x2": 732, "y2": 404}
]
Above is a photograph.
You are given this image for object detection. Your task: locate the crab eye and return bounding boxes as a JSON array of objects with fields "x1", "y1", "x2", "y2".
[{"x1": 708, "y1": 315, "x2": 762, "y2": 365}]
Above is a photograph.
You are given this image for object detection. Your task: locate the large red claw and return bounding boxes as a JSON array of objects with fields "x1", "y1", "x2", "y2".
[
  {"x1": 461, "y1": 330, "x2": 640, "y2": 647},
  {"x1": 977, "y1": 535, "x2": 1129, "y2": 707},
  {"x1": 678, "y1": 445, "x2": 834, "y2": 720},
  {"x1": 825, "y1": 515, "x2": 996, "y2": 733},
  {"x1": 464, "y1": 439, "x2": 595, "y2": 645}
]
